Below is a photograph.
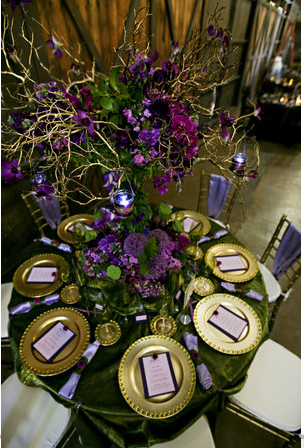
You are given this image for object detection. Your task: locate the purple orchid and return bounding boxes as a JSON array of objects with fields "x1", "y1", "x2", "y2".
[
  {"x1": 208, "y1": 25, "x2": 217, "y2": 36},
  {"x1": 32, "y1": 181, "x2": 55, "y2": 200},
  {"x1": 254, "y1": 105, "x2": 263, "y2": 120},
  {"x1": 7, "y1": 0, "x2": 31, "y2": 11},
  {"x1": 220, "y1": 112, "x2": 235, "y2": 128},
  {"x1": 46, "y1": 36, "x2": 64, "y2": 58},
  {"x1": 1, "y1": 159, "x2": 24, "y2": 184},
  {"x1": 72, "y1": 110, "x2": 95, "y2": 135}
]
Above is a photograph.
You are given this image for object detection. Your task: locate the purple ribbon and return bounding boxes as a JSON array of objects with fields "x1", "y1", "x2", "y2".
[
  {"x1": 9, "y1": 293, "x2": 60, "y2": 315},
  {"x1": 183, "y1": 332, "x2": 213, "y2": 390},
  {"x1": 40, "y1": 237, "x2": 72, "y2": 253},
  {"x1": 32, "y1": 193, "x2": 62, "y2": 230},
  {"x1": 207, "y1": 174, "x2": 231, "y2": 219},
  {"x1": 220, "y1": 282, "x2": 264, "y2": 301},
  {"x1": 59, "y1": 340, "x2": 100, "y2": 399},
  {"x1": 272, "y1": 224, "x2": 301, "y2": 279},
  {"x1": 198, "y1": 229, "x2": 228, "y2": 244}
]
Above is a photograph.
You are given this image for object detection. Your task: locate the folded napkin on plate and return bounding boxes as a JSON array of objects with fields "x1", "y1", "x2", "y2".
[
  {"x1": 220, "y1": 281, "x2": 264, "y2": 301},
  {"x1": 40, "y1": 237, "x2": 72, "y2": 253},
  {"x1": 59, "y1": 340, "x2": 100, "y2": 399},
  {"x1": 183, "y1": 332, "x2": 212, "y2": 390},
  {"x1": 9, "y1": 293, "x2": 60, "y2": 315},
  {"x1": 198, "y1": 229, "x2": 228, "y2": 244}
]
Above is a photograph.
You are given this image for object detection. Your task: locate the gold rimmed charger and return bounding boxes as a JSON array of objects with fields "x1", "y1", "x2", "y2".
[
  {"x1": 13, "y1": 254, "x2": 69, "y2": 298},
  {"x1": 19, "y1": 307, "x2": 90, "y2": 376},
  {"x1": 205, "y1": 243, "x2": 258, "y2": 283},
  {"x1": 118, "y1": 335, "x2": 196, "y2": 419},
  {"x1": 57, "y1": 214, "x2": 94, "y2": 243},
  {"x1": 193, "y1": 293, "x2": 262, "y2": 355},
  {"x1": 60, "y1": 284, "x2": 81, "y2": 304},
  {"x1": 170, "y1": 210, "x2": 211, "y2": 237}
]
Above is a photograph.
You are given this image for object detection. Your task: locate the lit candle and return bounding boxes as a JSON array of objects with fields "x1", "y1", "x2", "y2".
[
  {"x1": 230, "y1": 152, "x2": 248, "y2": 173},
  {"x1": 113, "y1": 189, "x2": 134, "y2": 216},
  {"x1": 32, "y1": 173, "x2": 46, "y2": 184}
]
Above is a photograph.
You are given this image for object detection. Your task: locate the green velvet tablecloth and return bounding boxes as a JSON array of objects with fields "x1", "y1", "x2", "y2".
[{"x1": 8, "y1": 221, "x2": 269, "y2": 447}]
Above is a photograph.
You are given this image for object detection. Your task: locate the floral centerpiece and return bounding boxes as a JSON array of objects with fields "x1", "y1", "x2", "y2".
[{"x1": 1, "y1": 8, "x2": 260, "y2": 205}]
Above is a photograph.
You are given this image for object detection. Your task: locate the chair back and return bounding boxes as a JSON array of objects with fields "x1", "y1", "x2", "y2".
[
  {"x1": 21, "y1": 186, "x2": 70, "y2": 237},
  {"x1": 260, "y1": 214, "x2": 301, "y2": 294},
  {"x1": 196, "y1": 170, "x2": 243, "y2": 227}
]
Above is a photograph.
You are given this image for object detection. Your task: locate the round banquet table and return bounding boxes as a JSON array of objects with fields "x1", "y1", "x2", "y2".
[{"x1": 7, "y1": 219, "x2": 269, "y2": 448}]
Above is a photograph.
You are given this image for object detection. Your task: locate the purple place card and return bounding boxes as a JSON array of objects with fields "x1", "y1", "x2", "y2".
[
  {"x1": 139, "y1": 352, "x2": 179, "y2": 399},
  {"x1": 207, "y1": 305, "x2": 248, "y2": 342},
  {"x1": 26, "y1": 266, "x2": 57, "y2": 284},
  {"x1": 32, "y1": 321, "x2": 76, "y2": 362},
  {"x1": 215, "y1": 254, "x2": 247, "y2": 273},
  {"x1": 135, "y1": 313, "x2": 148, "y2": 323}
]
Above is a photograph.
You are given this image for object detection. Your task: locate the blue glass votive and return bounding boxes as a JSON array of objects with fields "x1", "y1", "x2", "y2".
[
  {"x1": 113, "y1": 189, "x2": 134, "y2": 216},
  {"x1": 230, "y1": 153, "x2": 248, "y2": 173},
  {"x1": 31, "y1": 173, "x2": 47, "y2": 184}
]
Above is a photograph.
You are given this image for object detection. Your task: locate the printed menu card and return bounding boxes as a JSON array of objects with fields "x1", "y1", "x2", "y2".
[
  {"x1": 26, "y1": 266, "x2": 57, "y2": 284},
  {"x1": 207, "y1": 305, "x2": 248, "y2": 342},
  {"x1": 32, "y1": 321, "x2": 76, "y2": 362},
  {"x1": 215, "y1": 254, "x2": 247, "y2": 272},
  {"x1": 139, "y1": 352, "x2": 179, "y2": 399}
]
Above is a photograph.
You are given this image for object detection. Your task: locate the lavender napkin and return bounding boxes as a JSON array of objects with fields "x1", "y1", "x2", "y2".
[
  {"x1": 40, "y1": 237, "x2": 72, "y2": 253},
  {"x1": 183, "y1": 332, "x2": 212, "y2": 390},
  {"x1": 32, "y1": 193, "x2": 62, "y2": 230},
  {"x1": 207, "y1": 174, "x2": 231, "y2": 219},
  {"x1": 198, "y1": 229, "x2": 228, "y2": 244},
  {"x1": 59, "y1": 340, "x2": 100, "y2": 399},
  {"x1": 272, "y1": 224, "x2": 301, "y2": 279},
  {"x1": 220, "y1": 281, "x2": 264, "y2": 302},
  {"x1": 9, "y1": 293, "x2": 60, "y2": 315}
]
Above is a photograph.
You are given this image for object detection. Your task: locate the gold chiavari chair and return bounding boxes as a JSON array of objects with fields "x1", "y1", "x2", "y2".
[{"x1": 196, "y1": 170, "x2": 244, "y2": 229}]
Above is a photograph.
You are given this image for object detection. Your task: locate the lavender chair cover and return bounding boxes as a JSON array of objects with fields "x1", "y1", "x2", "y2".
[
  {"x1": 272, "y1": 223, "x2": 301, "y2": 279},
  {"x1": 207, "y1": 174, "x2": 231, "y2": 219},
  {"x1": 33, "y1": 193, "x2": 62, "y2": 230}
]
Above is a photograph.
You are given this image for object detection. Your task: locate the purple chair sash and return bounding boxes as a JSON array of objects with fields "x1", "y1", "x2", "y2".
[
  {"x1": 32, "y1": 193, "x2": 62, "y2": 230},
  {"x1": 207, "y1": 174, "x2": 231, "y2": 219},
  {"x1": 272, "y1": 224, "x2": 301, "y2": 279}
]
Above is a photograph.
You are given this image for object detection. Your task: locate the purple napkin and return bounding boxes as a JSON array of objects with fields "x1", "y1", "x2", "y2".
[
  {"x1": 40, "y1": 237, "x2": 72, "y2": 253},
  {"x1": 220, "y1": 281, "x2": 264, "y2": 301},
  {"x1": 198, "y1": 229, "x2": 228, "y2": 244},
  {"x1": 32, "y1": 193, "x2": 62, "y2": 230},
  {"x1": 9, "y1": 293, "x2": 60, "y2": 315},
  {"x1": 183, "y1": 332, "x2": 212, "y2": 390},
  {"x1": 272, "y1": 224, "x2": 301, "y2": 279},
  {"x1": 59, "y1": 340, "x2": 100, "y2": 399},
  {"x1": 207, "y1": 174, "x2": 231, "y2": 219}
]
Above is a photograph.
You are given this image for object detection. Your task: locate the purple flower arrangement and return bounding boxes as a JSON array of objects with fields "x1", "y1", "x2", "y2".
[{"x1": 82, "y1": 228, "x2": 189, "y2": 299}]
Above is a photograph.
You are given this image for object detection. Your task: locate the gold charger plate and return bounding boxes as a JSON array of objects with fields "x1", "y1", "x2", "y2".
[
  {"x1": 205, "y1": 243, "x2": 258, "y2": 283},
  {"x1": 170, "y1": 210, "x2": 211, "y2": 237},
  {"x1": 57, "y1": 214, "x2": 94, "y2": 243},
  {"x1": 193, "y1": 293, "x2": 262, "y2": 355},
  {"x1": 118, "y1": 335, "x2": 196, "y2": 419},
  {"x1": 19, "y1": 307, "x2": 90, "y2": 376},
  {"x1": 13, "y1": 253, "x2": 69, "y2": 298}
]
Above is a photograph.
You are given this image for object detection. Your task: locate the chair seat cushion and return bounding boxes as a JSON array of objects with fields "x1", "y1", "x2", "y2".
[
  {"x1": 139, "y1": 415, "x2": 215, "y2": 448},
  {"x1": 229, "y1": 339, "x2": 301, "y2": 432},
  {"x1": 1, "y1": 373, "x2": 71, "y2": 448},
  {"x1": 1, "y1": 282, "x2": 13, "y2": 338},
  {"x1": 257, "y1": 262, "x2": 282, "y2": 303}
]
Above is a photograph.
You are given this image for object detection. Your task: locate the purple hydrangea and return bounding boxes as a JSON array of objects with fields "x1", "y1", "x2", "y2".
[
  {"x1": 138, "y1": 128, "x2": 160, "y2": 147},
  {"x1": 123, "y1": 233, "x2": 148, "y2": 258}
]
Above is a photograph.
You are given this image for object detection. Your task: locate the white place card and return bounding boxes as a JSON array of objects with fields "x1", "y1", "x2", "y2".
[
  {"x1": 207, "y1": 305, "x2": 248, "y2": 342},
  {"x1": 183, "y1": 217, "x2": 199, "y2": 233},
  {"x1": 139, "y1": 352, "x2": 179, "y2": 399},
  {"x1": 26, "y1": 266, "x2": 57, "y2": 284},
  {"x1": 68, "y1": 223, "x2": 92, "y2": 232},
  {"x1": 215, "y1": 254, "x2": 247, "y2": 272},
  {"x1": 32, "y1": 321, "x2": 76, "y2": 362}
]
